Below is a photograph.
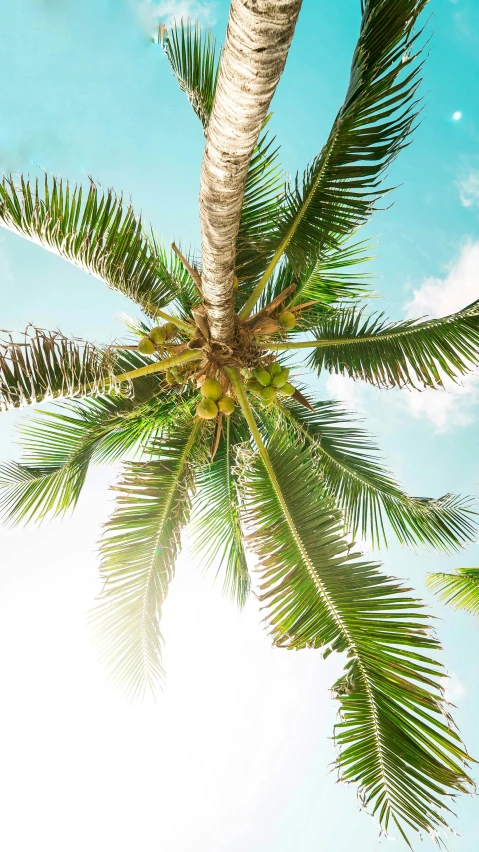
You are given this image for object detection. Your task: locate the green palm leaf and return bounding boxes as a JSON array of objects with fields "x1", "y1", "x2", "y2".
[
  {"x1": 235, "y1": 128, "x2": 285, "y2": 291},
  {"x1": 277, "y1": 396, "x2": 477, "y2": 551},
  {"x1": 0, "y1": 326, "x2": 114, "y2": 409},
  {"x1": 240, "y1": 0, "x2": 427, "y2": 317},
  {"x1": 260, "y1": 235, "x2": 374, "y2": 317},
  {"x1": 426, "y1": 568, "x2": 479, "y2": 616},
  {"x1": 296, "y1": 300, "x2": 479, "y2": 389},
  {"x1": 158, "y1": 20, "x2": 219, "y2": 130},
  {"x1": 0, "y1": 174, "x2": 177, "y2": 316},
  {"x1": 0, "y1": 390, "x2": 182, "y2": 525},
  {"x1": 236, "y1": 428, "x2": 473, "y2": 844},
  {"x1": 191, "y1": 416, "x2": 250, "y2": 607},
  {"x1": 92, "y1": 418, "x2": 203, "y2": 698}
]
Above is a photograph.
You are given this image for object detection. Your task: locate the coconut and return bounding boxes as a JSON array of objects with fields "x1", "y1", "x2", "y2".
[
  {"x1": 272, "y1": 371, "x2": 288, "y2": 389},
  {"x1": 197, "y1": 398, "x2": 218, "y2": 420},
  {"x1": 200, "y1": 377, "x2": 223, "y2": 401},
  {"x1": 278, "y1": 310, "x2": 296, "y2": 330},
  {"x1": 269, "y1": 362, "x2": 282, "y2": 377},
  {"x1": 218, "y1": 396, "x2": 235, "y2": 416},
  {"x1": 278, "y1": 382, "x2": 295, "y2": 396},
  {"x1": 254, "y1": 368, "x2": 272, "y2": 387},
  {"x1": 260, "y1": 386, "x2": 276, "y2": 406},
  {"x1": 246, "y1": 379, "x2": 263, "y2": 396},
  {"x1": 138, "y1": 337, "x2": 156, "y2": 355},
  {"x1": 165, "y1": 371, "x2": 176, "y2": 385},
  {"x1": 164, "y1": 322, "x2": 177, "y2": 338},
  {"x1": 149, "y1": 326, "x2": 167, "y2": 345}
]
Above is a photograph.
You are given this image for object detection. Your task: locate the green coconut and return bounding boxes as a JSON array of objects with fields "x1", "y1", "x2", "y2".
[
  {"x1": 164, "y1": 322, "x2": 178, "y2": 338},
  {"x1": 165, "y1": 371, "x2": 176, "y2": 385},
  {"x1": 269, "y1": 362, "x2": 282, "y2": 377},
  {"x1": 260, "y1": 386, "x2": 276, "y2": 406},
  {"x1": 200, "y1": 377, "x2": 223, "y2": 401},
  {"x1": 272, "y1": 371, "x2": 288, "y2": 389},
  {"x1": 196, "y1": 398, "x2": 219, "y2": 420},
  {"x1": 278, "y1": 310, "x2": 296, "y2": 330},
  {"x1": 217, "y1": 396, "x2": 235, "y2": 415},
  {"x1": 138, "y1": 336, "x2": 156, "y2": 355},
  {"x1": 246, "y1": 379, "x2": 263, "y2": 396},
  {"x1": 278, "y1": 382, "x2": 295, "y2": 397},
  {"x1": 253, "y1": 368, "x2": 272, "y2": 387},
  {"x1": 149, "y1": 326, "x2": 167, "y2": 345}
]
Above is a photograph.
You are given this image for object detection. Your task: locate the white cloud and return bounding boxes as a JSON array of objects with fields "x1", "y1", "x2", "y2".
[
  {"x1": 445, "y1": 672, "x2": 467, "y2": 705},
  {"x1": 326, "y1": 244, "x2": 479, "y2": 434},
  {"x1": 400, "y1": 374, "x2": 479, "y2": 433},
  {"x1": 402, "y1": 242, "x2": 479, "y2": 432},
  {"x1": 136, "y1": 0, "x2": 216, "y2": 36},
  {"x1": 457, "y1": 169, "x2": 479, "y2": 208},
  {"x1": 405, "y1": 241, "x2": 479, "y2": 318},
  {"x1": 452, "y1": 110, "x2": 463, "y2": 121}
]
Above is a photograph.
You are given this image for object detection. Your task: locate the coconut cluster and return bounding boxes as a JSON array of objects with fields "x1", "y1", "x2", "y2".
[
  {"x1": 196, "y1": 378, "x2": 236, "y2": 420},
  {"x1": 137, "y1": 322, "x2": 178, "y2": 354},
  {"x1": 246, "y1": 362, "x2": 295, "y2": 406}
]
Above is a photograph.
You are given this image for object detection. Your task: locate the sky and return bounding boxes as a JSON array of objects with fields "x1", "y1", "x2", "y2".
[{"x1": 0, "y1": 0, "x2": 479, "y2": 850}]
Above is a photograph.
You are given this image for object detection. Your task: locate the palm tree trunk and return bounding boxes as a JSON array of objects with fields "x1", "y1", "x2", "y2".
[{"x1": 199, "y1": 0, "x2": 303, "y2": 343}]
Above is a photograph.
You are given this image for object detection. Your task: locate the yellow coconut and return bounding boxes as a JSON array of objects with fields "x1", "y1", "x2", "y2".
[
  {"x1": 149, "y1": 326, "x2": 167, "y2": 345},
  {"x1": 196, "y1": 398, "x2": 218, "y2": 420},
  {"x1": 138, "y1": 337, "x2": 156, "y2": 355},
  {"x1": 217, "y1": 396, "x2": 235, "y2": 415},
  {"x1": 200, "y1": 378, "x2": 223, "y2": 401},
  {"x1": 278, "y1": 310, "x2": 296, "y2": 330}
]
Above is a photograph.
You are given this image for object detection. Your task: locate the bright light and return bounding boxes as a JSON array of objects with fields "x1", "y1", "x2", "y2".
[{"x1": 452, "y1": 111, "x2": 463, "y2": 121}]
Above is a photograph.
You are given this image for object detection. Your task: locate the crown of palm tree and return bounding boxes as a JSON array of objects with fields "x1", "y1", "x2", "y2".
[{"x1": 1, "y1": 1, "x2": 478, "y2": 846}]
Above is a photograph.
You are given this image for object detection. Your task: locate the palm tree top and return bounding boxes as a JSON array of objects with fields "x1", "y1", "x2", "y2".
[{"x1": 0, "y1": 1, "x2": 477, "y2": 846}]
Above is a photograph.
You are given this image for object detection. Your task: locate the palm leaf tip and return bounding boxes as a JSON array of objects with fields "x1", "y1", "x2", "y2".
[
  {"x1": 191, "y1": 417, "x2": 251, "y2": 608},
  {"x1": 278, "y1": 397, "x2": 478, "y2": 553},
  {"x1": 158, "y1": 19, "x2": 219, "y2": 130},
  {"x1": 237, "y1": 431, "x2": 474, "y2": 844},
  {"x1": 91, "y1": 422, "x2": 202, "y2": 698},
  {"x1": 426, "y1": 568, "x2": 479, "y2": 615}
]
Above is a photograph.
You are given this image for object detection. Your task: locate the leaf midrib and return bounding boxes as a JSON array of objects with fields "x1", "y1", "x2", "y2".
[
  {"x1": 139, "y1": 421, "x2": 199, "y2": 663},
  {"x1": 229, "y1": 369, "x2": 393, "y2": 818}
]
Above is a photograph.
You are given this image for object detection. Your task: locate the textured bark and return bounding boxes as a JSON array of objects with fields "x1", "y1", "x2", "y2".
[{"x1": 199, "y1": 0, "x2": 303, "y2": 342}]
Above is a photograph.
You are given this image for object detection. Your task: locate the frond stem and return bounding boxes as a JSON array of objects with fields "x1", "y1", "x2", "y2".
[
  {"x1": 238, "y1": 122, "x2": 340, "y2": 321},
  {"x1": 226, "y1": 364, "x2": 392, "y2": 812},
  {"x1": 114, "y1": 349, "x2": 202, "y2": 383}
]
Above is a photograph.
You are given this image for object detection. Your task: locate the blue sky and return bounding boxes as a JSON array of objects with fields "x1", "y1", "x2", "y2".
[{"x1": 0, "y1": 1, "x2": 479, "y2": 850}]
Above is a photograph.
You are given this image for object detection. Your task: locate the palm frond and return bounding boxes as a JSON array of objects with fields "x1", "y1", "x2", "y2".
[
  {"x1": 236, "y1": 430, "x2": 473, "y2": 845},
  {"x1": 304, "y1": 300, "x2": 479, "y2": 389},
  {"x1": 240, "y1": 0, "x2": 427, "y2": 317},
  {"x1": 191, "y1": 416, "x2": 250, "y2": 608},
  {"x1": 92, "y1": 419, "x2": 204, "y2": 698},
  {"x1": 147, "y1": 235, "x2": 201, "y2": 319},
  {"x1": 426, "y1": 568, "x2": 479, "y2": 616},
  {"x1": 291, "y1": 236, "x2": 374, "y2": 308},
  {"x1": 235, "y1": 127, "x2": 284, "y2": 292},
  {"x1": 0, "y1": 326, "x2": 114, "y2": 410},
  {"x1": 276, "y1": 396, "x2": 477, "y2": 551},
  {"x1": 260, "y1": 235, "x2": 374, "y2": 317},
  {"x1": 0, "y1": 390, "x2": 183, "y2": 525},
  {"x1": 158, "y1": 20, "x2": 219, "y2": 130},
  {"x1": 0, "y1": 174, "x2": 177, "y2": 316}
]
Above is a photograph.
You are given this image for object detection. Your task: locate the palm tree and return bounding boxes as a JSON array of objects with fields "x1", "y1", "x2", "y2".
[
  {"x1": 0, "y1": 0, "x2": 478, "y2": 844},
  {"x1": 427, "y1": 568, "x2": 479, "y2": 616}
]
